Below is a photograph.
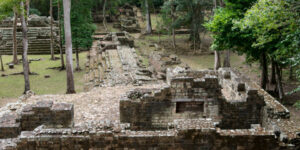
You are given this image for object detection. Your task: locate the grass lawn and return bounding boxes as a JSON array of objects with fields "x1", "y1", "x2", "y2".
[{"x1": 0, "y1": 53, "x2": 87, "y2": 98}]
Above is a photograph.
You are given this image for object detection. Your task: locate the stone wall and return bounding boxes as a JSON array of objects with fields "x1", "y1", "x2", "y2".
[
  {"x1": 1, "y1": 119, "x2": 280, "y2": 150},
  {"x1": 85, "y1": 32, "x2": 153, "y2": 89},
  {"x1": 113, "y1": 5, "x2": 141, "y2": 33},
  {"x1": 0, "y1": 15, "x2": 61, "y2": 55},
  {"x1": 120, "y1": 73, "x2": 223, "y2": 130},
  {"x1": 0, "y1": 101, "x2": 73, "y2": 139},
  {"x1": 217, "y1": 68, "x2": 266, "y2": 129}
]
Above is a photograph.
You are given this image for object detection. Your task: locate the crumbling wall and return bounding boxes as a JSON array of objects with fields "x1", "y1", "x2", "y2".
[
  {"x1": 217, "y1": 69, "x2": 266, "y2": 129},
  {"x1": 85, "y1": 32, "x2": 153, "y2": 89},
  {"x1": 113, "y1": 5, "x2": 141, "y2": 33},
  {"x1": 7, "y1": 124, "x2": 279, "y2": 150},
  {"x1": 0, "y1": 101, "x2": 73, "y2": 139},
  {"x1": 120, "y1": 74, "x2": 222, "y2": 130}
]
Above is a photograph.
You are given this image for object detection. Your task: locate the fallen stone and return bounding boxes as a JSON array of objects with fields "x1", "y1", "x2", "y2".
[{"x1": 8, "y1": 63, "x2": 14, "y2": 69}]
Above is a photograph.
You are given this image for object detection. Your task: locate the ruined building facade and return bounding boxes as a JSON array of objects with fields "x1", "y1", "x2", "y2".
[{"x1": 0, "y1": 67, "x2": 299, "y2": 149}]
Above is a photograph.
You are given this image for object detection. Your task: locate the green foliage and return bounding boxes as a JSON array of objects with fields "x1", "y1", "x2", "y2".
[
  {"x1": 294, "y1": 100, "x2": 300, "y2": 109},
  {"x1": 160, "y1": 0, "x2": 213, "y2": 43},
  {"x1": 204, "y1": 0, "x2": 257, "y2": 52},
  {"x1": 158, "y1": 1, "x2": 173, "y2": 33},
  {"x1": 224, "y1": 0, "x2": 257, "y2": 13},
  {"x1": 30, "y1": 0, "x2": 50, "y2": 16},
  {"x1": 66, "y1": 0, "x2": 95, "y2": 50},
  {"x1": 0, "y1": 0, "x2": 24, "y2": 20},
  {"x1": 29, "y1": 8, "x2": 41, "y2": 16}
]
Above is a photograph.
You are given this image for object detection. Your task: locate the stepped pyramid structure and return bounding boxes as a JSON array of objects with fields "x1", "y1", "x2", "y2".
[{"x1": 0, "y1": 15, "x2": 61, "y2": 55}]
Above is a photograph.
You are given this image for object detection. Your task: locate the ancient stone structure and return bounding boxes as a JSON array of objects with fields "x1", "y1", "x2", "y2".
[
  {"x1": 113, "y1": 5, "x2": 141, "y2": 33},
  {"x1": 149, "y1": 51, "x2": 183, "y2": 79},
  {"x1": 0, "y1": 15, "x2": 61, "y2": 55},
  {"x1": 0, "y1": 68, "x2": 299, "y2": 149},
  {"x1": 0, "y1": 101, "x2": 73, "y2": 139},
  {"x1": 85, "y1": 32, "x2": 154, "y2": 90}
]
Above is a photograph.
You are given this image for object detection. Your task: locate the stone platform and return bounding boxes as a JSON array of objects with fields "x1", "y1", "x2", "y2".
[{"x1": 85, "y1": 32, "x2": 154, "y2": 90}]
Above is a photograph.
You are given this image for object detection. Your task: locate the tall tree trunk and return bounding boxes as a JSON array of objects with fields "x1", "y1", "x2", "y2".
[
  {"x1": 0, "y1": 55, "x2": 4, "y2": 71},
  {"x1": 20, "y1": 1, "x2": 31, "y2": 93},
  {"x1": 25, "y1": 0, "x2": 30, "y2": 23},
  {"x1": 260, "y1": 52, "x2": 268, "y2": 90},
  {"x1": 213, "y1": 0, "x2": 221, "y2": 70},
  {"x1": 75, "y1": 48, "x2": 80, "y2": 71},
  {"x1": 145, "y1": 0, "x2": 152, "y2": 34},
  {"x1": 289, "y1": 64, "x2": 293, "y2": 80},
  {"x1": 214, "y1": 51, "x2": 221, "y2": 70},
  {"x1": 13, "y1": 10, "x2": 19, "y2": 64},
  {"x1": 57, "y1": 0, "x2": 65, "y2": 70},
  {"x1": 63, "y1": 0, "x2": 76, "y2": 94},
  {"x1": 270, "y1": 59, "x2": 276, "y2": 84},
  {"x1": 275, "y1": 62, "x2": 284, "y2": 100},
  {"x1": 102, "y1": 0, "x2": 108, "y2": 31},
  {"x1": 223, "y1": 50, "x2": 231, "y2": 67},
  {"x1": 50, "y1": 0, "x2": 55, "y2": 60},
  {"x1": 171, "y1": 1, "x2": 176, "y2": 48}
]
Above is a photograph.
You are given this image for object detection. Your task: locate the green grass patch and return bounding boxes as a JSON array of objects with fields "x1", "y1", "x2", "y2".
[
  {"x1": 0, "y1": 53, "x2": 87, "y2": 98},
  {"x1": 179, "y1": 53, "x2": 244, "y2": 70}
]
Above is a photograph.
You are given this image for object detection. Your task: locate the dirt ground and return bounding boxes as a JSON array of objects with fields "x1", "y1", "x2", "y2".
[{"x1": 21, "y1": 83, "x2": 166, "y2": 126}]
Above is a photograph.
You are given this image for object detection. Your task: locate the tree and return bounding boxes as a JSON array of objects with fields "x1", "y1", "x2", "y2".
[
  {"x1": 25, "y1": 0, "x2": 30, "y2": 22},
  {"x1": 205, "y1": 0, "x2": 258, "y2": 81},
  {"x1": 20, "y1": 0, "x2": 31, "y2": 93},
  {"x1": 63, "y1": 0, "x2": 75, "y2": 94},
  {"x1": 0, "y1": 55, "x2": 4, "y2": 72},
  {"x1": 1, "y1": 0, "x2": 31, "y2": 93},
  {"x1": 50, "y1": 0, "x2": 55, "y2": 60},
  {"x1": 69, "y1": 0, "x2": 95, "y2": 71},
  {"x1": 12, "y1": 9, "x2": 19, "y2": 64},
  {"x1": 57, "y1": 0, "x2": 65, "y2": 70},
  {"x1": 213, "y1": 0, "x2": 221, "y2": 70},
  {"x1": 102, "y1": 0, "x2": 107, "y2": 31},
  {"x1": 171, "y1": 0, "x2": 176, "y2": 48},
  {"x1": 237, "y1": 0, "x2": 298, "y2": 99},
  {"x1": 145, "y1": 0, "x2": 152, "y2": 34},
  {"x1": 160, "y1": 0, "x2": 176, "y2": 48}
]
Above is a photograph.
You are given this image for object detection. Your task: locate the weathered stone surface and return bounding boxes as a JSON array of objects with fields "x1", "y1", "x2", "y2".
[
  {"x1": 0, "y1": 68, "x2": 299, "y2": 149},
  {"x1": 149, "y1": 52, "x2": 182, "y2": 79},
  {"x1": 85, "y1": 32, "x2": 154, "y2": 89},
  {"x1": 0, "y1": 101, "x2": 74, "y2": 139},
  {"x1": 0, "y1": 15, "x2": 61, "y2": 55}
]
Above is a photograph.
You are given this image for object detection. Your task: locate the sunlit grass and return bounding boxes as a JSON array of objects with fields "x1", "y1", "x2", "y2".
[{"x1": 0, "y1": 52, "x2": 87, "y2": 98}]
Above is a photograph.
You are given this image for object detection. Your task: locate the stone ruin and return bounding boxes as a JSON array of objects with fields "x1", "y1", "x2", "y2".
[
  {"x1": 85, "y1": 32, "x2": 154, "y2": 90},
  {"x1": 1, "y1": 67, "x2": 299, "y2": 149},
  {"x1": 149, "y1": 51, "x2": 184, "y2": 80},
  {"x1": 113, "y1": 4, "x2": 141, "y2": 33},
  {"x1": 0, "y1": 15, "x2": 61, "y2": 55}
]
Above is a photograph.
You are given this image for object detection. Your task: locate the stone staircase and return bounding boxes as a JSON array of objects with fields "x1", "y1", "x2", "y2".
[{"x1": 0, "y1": 16, "x2": 61, "y2": 55}]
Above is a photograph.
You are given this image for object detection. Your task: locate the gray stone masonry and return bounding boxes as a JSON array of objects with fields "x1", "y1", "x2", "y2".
[
  {"x1": 0, "y1": 101, "x2": 73, "y2": 139},
  {"x1": 0, "y1": 15, "x2": 61, "y2": 55}
]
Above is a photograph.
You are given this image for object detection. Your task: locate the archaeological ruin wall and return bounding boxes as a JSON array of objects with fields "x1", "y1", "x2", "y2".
[
  {"x1": 0, "y1": 68, "x2": 299, "y2": 149},
  {"x1": 85, "y1": 32, "x2": 153, "y2": 89},
  {"x1": 0, "y1": 15, "x2": 61, "y2": 55},
  {"x1": 113, "y1": 5, "x2": 141, "y2": 33}
]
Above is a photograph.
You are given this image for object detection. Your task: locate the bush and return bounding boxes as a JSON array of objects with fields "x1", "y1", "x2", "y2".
[{"x1": 294, "y1": 101, "x2": 300, "y2": 109}]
